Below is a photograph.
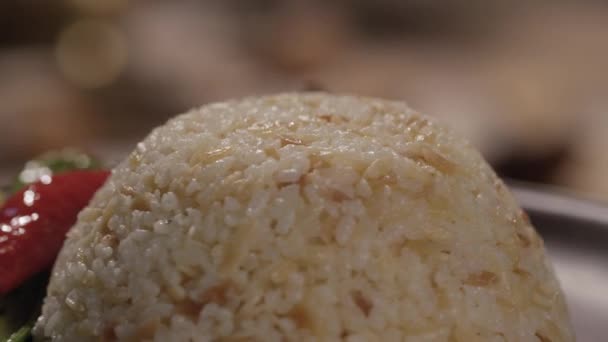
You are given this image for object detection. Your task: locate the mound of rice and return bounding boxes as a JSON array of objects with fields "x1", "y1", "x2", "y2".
[{"x1": 35, "y1": 93, "x2": 572, "y2": 341}]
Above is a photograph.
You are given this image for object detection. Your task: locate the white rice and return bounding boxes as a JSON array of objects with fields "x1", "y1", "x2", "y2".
[{"x1": 35, "y1": 93, "x2": 573, "y2": 341}]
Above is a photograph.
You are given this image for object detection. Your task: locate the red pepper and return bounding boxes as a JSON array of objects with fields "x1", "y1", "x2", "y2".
[{"x1": 0, "y1": 170, "x2": 110, "y2": 295}]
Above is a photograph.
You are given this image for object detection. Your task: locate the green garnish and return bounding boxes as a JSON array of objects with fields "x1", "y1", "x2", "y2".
[
  {"x1": 10, "y1": 148, "x2": 100, "y2": 194},
  {"x1": 6, "y1": 321, "x2": 33, "y2": 342},
  {"x1": 0, "y1": 272, "x2": 49, "y2": 342}
]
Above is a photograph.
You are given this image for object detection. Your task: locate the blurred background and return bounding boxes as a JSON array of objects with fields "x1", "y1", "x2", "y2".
[{"x1": 0, "y1": 0, "x2": 607, "y2": 201}]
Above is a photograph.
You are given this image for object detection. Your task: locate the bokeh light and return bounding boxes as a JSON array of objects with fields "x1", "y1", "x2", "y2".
[{"x1": 55, "y1": 19, "x2": 127, "y2": 89}]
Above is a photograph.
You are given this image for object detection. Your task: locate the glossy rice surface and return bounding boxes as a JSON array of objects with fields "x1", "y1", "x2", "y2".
[{"x1": 35, "y1": 93, "x2": 573, "y2": 341}]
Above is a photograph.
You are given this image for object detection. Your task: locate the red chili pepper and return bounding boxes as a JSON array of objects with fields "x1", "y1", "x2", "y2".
[{"x1": 0, "y1": 170, "x2": 110, "y2": 295}]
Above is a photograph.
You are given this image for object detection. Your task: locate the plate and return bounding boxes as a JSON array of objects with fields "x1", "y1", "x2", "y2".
[{"x1": 511, "y1": 183, "x2": 608, "y2": 341}]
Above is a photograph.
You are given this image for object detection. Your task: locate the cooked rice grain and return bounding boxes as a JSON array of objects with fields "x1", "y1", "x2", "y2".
[{"x1": 35, "y1": 93, "x2": 573, "y2": 341}]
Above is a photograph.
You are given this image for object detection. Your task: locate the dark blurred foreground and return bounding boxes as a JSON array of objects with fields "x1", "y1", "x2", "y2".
[{"x1": 0, "y1": 0, "x2": 607, "y2": 200}]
